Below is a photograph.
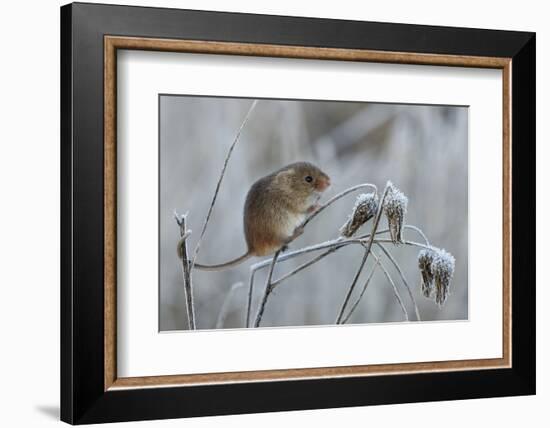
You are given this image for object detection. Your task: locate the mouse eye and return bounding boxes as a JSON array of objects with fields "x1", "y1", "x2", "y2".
[{"x1": 305, "y1": 175, "x2": 313, "y2": 183}]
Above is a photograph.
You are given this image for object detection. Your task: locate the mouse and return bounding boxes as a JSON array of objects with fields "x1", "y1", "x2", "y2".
[{"x1": 179, "y1": 161, "x2": 331, "y2": 271}]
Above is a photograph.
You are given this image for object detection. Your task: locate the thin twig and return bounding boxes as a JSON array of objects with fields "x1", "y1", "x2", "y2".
[
  {"x1": 245, "y1": 269, "x2": 258, "y2": 328},
  {"x1": 271, "y1": 247, "x2": 338, "y2": 288},
  {"x1": 191, "y1": 100, "x2": 258, "y2": 268},
  {"x1": 246, "y1": 238, "x2": 351, "y2": 328},
  {"x1": 245, "y1": 230, "x2": 391, "y2": 324},
  {"x1": 342, "y1": 259, "x2": 379, "y2": 324},
  {"x1": 335, "y1": 247, "x2": 370, "y2": 324},
  {"x1": 215, "y1": 282, "x2": 244, "y2": 329},
  {"x1": 376, "y1": 242, "x2": 421, "y2": 321},
  {"x1": 243, "y1": 182, "x2": 378, "y2": 326},
  {"x1": 301, "y1": 183, "x2": 377, "y2": 229},
  {"x1": 246, "y1": 244, "x2": 342, "y2": 327},
  {"x1": 250, "y1": 229, "x2": 391, "y2": 272},
  {"x1": 253, "y1": 250, "x2": 281, "y2": 328},
  {"x1": 245, "y1": 235, "x2": 429, "y2": 327},
  {"x1": 342, "y1": 250, "x2": 408, "y2": 323},
  {"x1": 335, "y1": 183, "x2": 391, "y2": 324},
  {"x1": 374, "y1": 239, "x2": 432, "y2": 250},
  {"x1": 373, "y1": 251, "x2": 409, "y2": 321},
  {"x1": 251, "y1": 237, "x2": 347, "y2": 271},
  {"x1": 405, "y1": 224, "x2": 430, "y2": 246},
  {"x1": 250, "y1": 237, "x2": 344, "y2": 270},
  {"x1": 174, "y1": 211, "x2": 196, "y2": 330}
]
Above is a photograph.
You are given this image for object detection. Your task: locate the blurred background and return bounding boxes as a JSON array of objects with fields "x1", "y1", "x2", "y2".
[{"x1": 159, "y1": 96, "x2": 468, "y2": 331}]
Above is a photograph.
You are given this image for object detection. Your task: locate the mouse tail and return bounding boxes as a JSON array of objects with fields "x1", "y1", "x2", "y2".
[{"x1": 191, "y1": 252, "x2": 252, "y2": 271}]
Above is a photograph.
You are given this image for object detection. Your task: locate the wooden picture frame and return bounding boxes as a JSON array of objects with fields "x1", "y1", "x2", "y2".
[{"x1": 61, "y1": 2, "x2": 535, "y2": 424}]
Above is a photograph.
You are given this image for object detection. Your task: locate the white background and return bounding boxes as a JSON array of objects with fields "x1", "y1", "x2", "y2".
[
  {"x1": 118, "y1": 51, "x2": 502, "y2": 377},
  {"x1": 0, "y1": 0, "x2": 545, "y2": 427}
]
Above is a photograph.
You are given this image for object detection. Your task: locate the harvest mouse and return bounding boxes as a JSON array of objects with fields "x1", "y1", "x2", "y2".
[{"x1": 179, "y1": 161, "x2": 331, "y2": 270}]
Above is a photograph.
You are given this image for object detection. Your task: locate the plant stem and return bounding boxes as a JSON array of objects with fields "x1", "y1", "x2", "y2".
[
  {"x1": 243, "y1": 183, "x2": 384, "y2": 325},
  {"x1": 301, "y1": 183, "x2": 377, "y2": 229},
  {"x1": 374, "y1": 238, "x2": 432, "y2": 250},
  {"x1": 246, "y1": 243, "x2": 347, "y2": 328},
  {"x1": 215, "y1": 282, "x2": 243, "y2": 329},
  {"x1": 191, "y1": 100, "x2": 258, "y2": 268},
  {"x1": 250, "y1": 229, "x2": 391, "y2": 272},
  {"x1": 245, "y1": 236, "x2": 429, "y2": 327},
  {"x1": 376, "y1": 242, "x2": 421, "y2": 321},
  {"x1": 342, "y1": 259, "x2": 379, "y2": 324},
  {"x1": 253, "y1": 250, "x2": 281, "y2": 328},
  {"x1": 174, "y1": 212, "x2": 196, "y2": 330},
  {"x1": 374, "y1": 252, "x2": 409, "y2": 321},
  {"x1": 245, "y1": 269, "x2": 258, "y2": 328},
  {"x1": 335, "y1": 183, "x2": 391, "y2": 324},
  {"x1": 404, "y1": 224, "x2": 430, "y2": 246},
  {"x1": 245, "y1": 230, "x2": 392, "y2": 326},
  {"x1": 271, "y1": 247, "x2": 338, "y2": 288}
]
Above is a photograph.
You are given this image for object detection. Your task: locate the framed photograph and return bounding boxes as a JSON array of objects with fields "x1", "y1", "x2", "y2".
[{"x1": 60, "y1": 2, "x2": 535, "y2": 424}]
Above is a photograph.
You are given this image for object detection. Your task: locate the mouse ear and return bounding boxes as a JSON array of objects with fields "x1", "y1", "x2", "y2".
[{"x1": 274, "y1": 168, "x2": 295, "y2": 184}]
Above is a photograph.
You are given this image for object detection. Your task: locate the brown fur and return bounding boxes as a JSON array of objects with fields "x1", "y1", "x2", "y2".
[
  {"x1": 192, "y1": 162, "x2": 331, "y2": 270},
  {"x1": 244, "y1": 162, "x2": 330, "y2": 256}
]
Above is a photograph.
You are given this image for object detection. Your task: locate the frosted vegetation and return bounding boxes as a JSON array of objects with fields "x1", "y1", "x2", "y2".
[{"x1": 160, "y1": 97, "x2": 468, "y2": 330}]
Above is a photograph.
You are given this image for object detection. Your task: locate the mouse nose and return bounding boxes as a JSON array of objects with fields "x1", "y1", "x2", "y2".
[{"x1": 318, "y1": 176, "x2": 331, "y2": 191}]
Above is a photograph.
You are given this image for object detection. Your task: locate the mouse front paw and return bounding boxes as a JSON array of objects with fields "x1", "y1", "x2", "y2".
[{"x1": 306, "y1": 203, "x2": 321, "y2": 214}]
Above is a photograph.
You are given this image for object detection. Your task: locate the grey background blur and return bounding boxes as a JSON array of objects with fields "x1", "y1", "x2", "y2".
[{"x1": 159, "y1": 95, "x2": 468, "y2": 331}]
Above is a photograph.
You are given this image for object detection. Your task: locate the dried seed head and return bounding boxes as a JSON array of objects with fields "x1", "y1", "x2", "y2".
[
  {"x1": 418, "y1": 249, "x2": 435, "y2": 298},
  {"x1": 340, "y1": 193, "x2": 379, "y2": 237},
  {"x1": 383, "y1": 182, "x2": 408, "y2": 244},
  {"x1": 418, "y1": 247, "x2": 455, "y2": 307},
  {"x1": 432, "y1": 248, "x2": 455, "y2": 307}
]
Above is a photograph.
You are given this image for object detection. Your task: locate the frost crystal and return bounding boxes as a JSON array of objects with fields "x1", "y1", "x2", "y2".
[
  {"x1": 417, "y1": 247, "x2": 455, "y2": 307},
  {"x1": 340, "y1": 192, "x2": 379, "y2": 237},
  {"x1": 383, "y1": 182, "x2": 408, "y2": 244}
]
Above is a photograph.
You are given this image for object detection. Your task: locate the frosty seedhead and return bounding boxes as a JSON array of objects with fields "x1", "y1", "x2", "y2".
[
  {"x1": 383, "y1": 182, "x2": 408, "y2": 244},
  {"x1": 340, "y1": 192, "x2": 379, "y2": 237},
  {"x1": 417, "y1": 247, "x2": 456, "y2": 307}
]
